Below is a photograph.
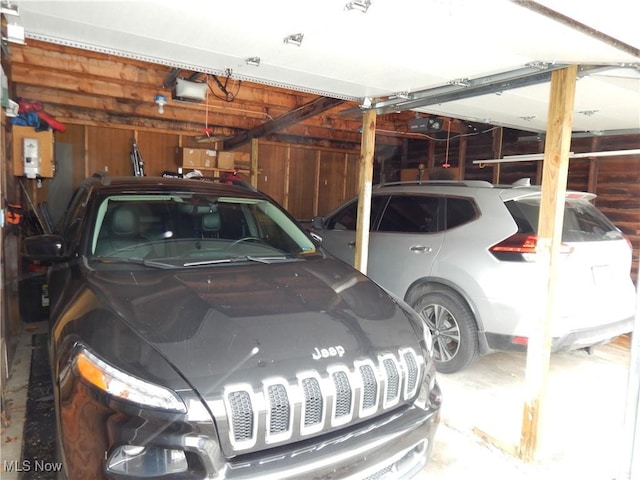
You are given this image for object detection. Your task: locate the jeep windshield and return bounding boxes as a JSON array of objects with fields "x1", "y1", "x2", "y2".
[{"x1": 88, "y1": 193, "x2": 317, "y2": 267}]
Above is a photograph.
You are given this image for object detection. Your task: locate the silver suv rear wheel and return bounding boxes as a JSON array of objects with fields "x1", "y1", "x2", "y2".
[{"x1": 411, "y1": 290, "x2": 479, "y2": 374}]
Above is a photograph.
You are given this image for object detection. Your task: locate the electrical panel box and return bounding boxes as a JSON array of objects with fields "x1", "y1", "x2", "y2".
[{"x1": 12, "y1": 126, "x2": 55, "y2": 178}]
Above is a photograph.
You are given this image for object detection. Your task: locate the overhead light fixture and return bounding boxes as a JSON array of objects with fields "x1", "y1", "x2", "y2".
[
  {"x1": 283, "y1": 33, "x2": 304, "y2": 46},
  {"x1": 154, "y1": 94, "x2": 167, "y2": 114},
  {"x1": 245, "y1": 56, "x2": 261, "y2": 67},
  {"x1": 345, "y1": 0, "x2": 372, "y2": 13},
  {"x1": 1, "y1": 1, "x2": 19, "y2": 16}
]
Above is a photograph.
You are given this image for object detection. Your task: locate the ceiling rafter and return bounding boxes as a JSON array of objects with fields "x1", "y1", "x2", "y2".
[{"x1": 223, "y1": 96, "x2": 345, "y2": 150}]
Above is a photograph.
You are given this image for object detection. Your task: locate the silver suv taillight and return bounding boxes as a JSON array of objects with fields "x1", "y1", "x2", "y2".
[{"x1": 490, "y1": 233, "x2": 574, "y2": 262}]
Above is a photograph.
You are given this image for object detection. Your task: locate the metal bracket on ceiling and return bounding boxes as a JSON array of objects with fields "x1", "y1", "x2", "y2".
[
  {"x1": 341, "y1": 63, "x2": 619, "y2": 118},
  {"x1": 162, "y1": 68, "x2": 181, "y2": 89}
]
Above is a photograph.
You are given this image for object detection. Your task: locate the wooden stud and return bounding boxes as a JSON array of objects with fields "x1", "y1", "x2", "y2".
[
  {"x1": 250, "y1": 138, "x2": 259, "y2": 188},
  {"x1": 283, "y1": 144, "x2": 290, "y2": 210},
  {"x1": 492, "y1": 127, "x2": 503, "y2": 184},
  {"x1": 313, "y1": 151, "x2": 321, "y2": 217}
]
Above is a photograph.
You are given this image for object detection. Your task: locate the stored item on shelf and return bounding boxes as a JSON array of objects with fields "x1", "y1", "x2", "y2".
[
  {"x1": 218, "y1": 152, "x2": 250, "y2": 171},
  {"x1": 175, "y1": 147, "x2": 217, "y2": 169}
]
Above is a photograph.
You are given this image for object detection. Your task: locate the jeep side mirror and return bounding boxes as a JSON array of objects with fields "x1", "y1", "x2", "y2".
[
  {"x1": 23, "y1": 234, "x2": 65, "y2": 263},
  {"x1": 311, "y1": 216, "x2": 324, "y2": 229}
]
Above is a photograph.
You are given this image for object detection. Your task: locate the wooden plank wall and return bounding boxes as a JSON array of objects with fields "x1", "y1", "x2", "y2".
[
  {"x1": 27, "y1": 124, "x2": 361, "y2": 223},
  {"x1": 16, "y1": 123, "x2": 640, "y2": 282},
  {"x1": 5, "y1": 40, "x2": 638, "y2": 281}
]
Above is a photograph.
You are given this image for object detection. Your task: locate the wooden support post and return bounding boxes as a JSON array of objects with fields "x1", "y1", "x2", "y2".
[
  {"x1": 354, "y1": 109, "x2": 376, "y2": 274},
  {"x1": 518, "y1": 65, "x2": 578, "y2": 462},
  {"x1": 492, "y1": 127, "x2": 503, "y2": 184},
  {"x1": 250, "y1": 138, "x2": 259, "y2": 188}
]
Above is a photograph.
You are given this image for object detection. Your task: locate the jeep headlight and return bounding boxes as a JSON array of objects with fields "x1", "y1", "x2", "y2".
[
  {"x1": 74, "y1": 347, "x2": 186, "y2": 413},
  {"x1": 107, "y1": 445, "x2": 188, "y2": 477}
]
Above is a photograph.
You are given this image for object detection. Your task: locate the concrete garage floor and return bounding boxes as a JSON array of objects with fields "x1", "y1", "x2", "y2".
[
  {"x1": 420, "y1": 336, "x2": 633, "y2": 480},
  {"x1": 1, "y1": 322, "x2": 633, "y2": 480}
]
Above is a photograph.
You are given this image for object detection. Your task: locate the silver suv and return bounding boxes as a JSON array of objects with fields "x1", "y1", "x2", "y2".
[{"x1": 312, "y1": 180, "x2": 636, "y2": 373}]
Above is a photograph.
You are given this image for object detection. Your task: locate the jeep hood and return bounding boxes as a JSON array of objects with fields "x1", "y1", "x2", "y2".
[{"x1": 87, "y1": 258, "x2": 423, "y2": 395}]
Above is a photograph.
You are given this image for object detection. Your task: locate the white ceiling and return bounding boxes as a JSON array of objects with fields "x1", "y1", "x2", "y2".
[{"x1": 11, "y1": 0, "x2": 640, "y2": 134}]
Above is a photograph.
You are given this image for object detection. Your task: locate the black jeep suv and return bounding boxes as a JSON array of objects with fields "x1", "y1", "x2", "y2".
[{"x1": 25, "y1": 175, "x2": 441, "y2": 480}]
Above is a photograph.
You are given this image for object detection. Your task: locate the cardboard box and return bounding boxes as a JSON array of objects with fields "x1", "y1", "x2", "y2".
[
  {"x1": 218, "y1": 151, "x2": 250, "y2": 171},
  {"x1": 217, "y1": 151, "x2": 235, "y2": 171},
  {"x1": 176, "y1": 148, "x2": 217, "y2": 169},
  {"x1": 201, "y1": 149, "x2": 217, "y2": 169},
  {"x1": 12, "y1": 126, "x2": 55, "y2": 178}
]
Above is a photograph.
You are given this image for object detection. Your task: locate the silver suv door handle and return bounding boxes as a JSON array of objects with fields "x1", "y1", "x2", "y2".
[{"x1": 410, "y1": 245, "x2": 432, "y2": 253}]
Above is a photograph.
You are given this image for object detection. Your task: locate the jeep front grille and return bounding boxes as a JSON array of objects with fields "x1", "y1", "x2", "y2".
[
  {"x1": 222, "y1": 347, "x2": 423, "y2": 452},
  {"x1": 227, "y1": 390, "x2": 254, "y2": 444}
]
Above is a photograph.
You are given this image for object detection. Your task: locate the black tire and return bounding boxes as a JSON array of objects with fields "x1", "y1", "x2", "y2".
[{"x1": 411, "y1": 290, "x2": 479, "y2": 374}]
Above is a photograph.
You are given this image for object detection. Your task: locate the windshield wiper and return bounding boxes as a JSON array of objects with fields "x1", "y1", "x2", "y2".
[
  {"x1": 92, "y1": 257, "x2": 176, "y2": 269},
  {"x1": 183, "y1": 255, "x2": 294, "y2": 267}
]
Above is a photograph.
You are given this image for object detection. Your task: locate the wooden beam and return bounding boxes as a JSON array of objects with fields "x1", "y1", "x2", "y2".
[
  {"x1": 354, "y1": 109, "x2": 377, "y2": 274},
  {"x1": 492, "y1": 127, "x2": 503, "y2": 184},
  {"x1": 518, "y1": 64, "x2": 578, "y2": 462},
  {"x1": 11, "y1": 40, "x2": 472, "y2": 150},
  {"x1": 11, "y1": 41, "x2": 317, "y2": 110},
  {"x1": 223, "y1": 96, "x2": 345, "y2": 150},
  {"x1": 250, "y1": 138, "x2": 259, "y2": 188}
]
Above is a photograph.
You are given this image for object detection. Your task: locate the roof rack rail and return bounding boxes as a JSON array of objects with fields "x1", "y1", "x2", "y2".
[
  {"x1": 376, "y1": 180, "x2": 493, "y2": 188},
  {"x1": 188, "y1": 175, "x2": 258, "y2": 192}
]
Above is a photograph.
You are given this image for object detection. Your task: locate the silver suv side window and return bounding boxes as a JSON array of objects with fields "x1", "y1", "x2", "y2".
[
  {"x1": 327, "y1": 195, "x2": 387, "y2": 231},
  {"x1": 378, "y1": 195, "x2": 440, "y2": 233},
  {"x1": 445, "y1": 197, "x2": 478, "y2": 229}
]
